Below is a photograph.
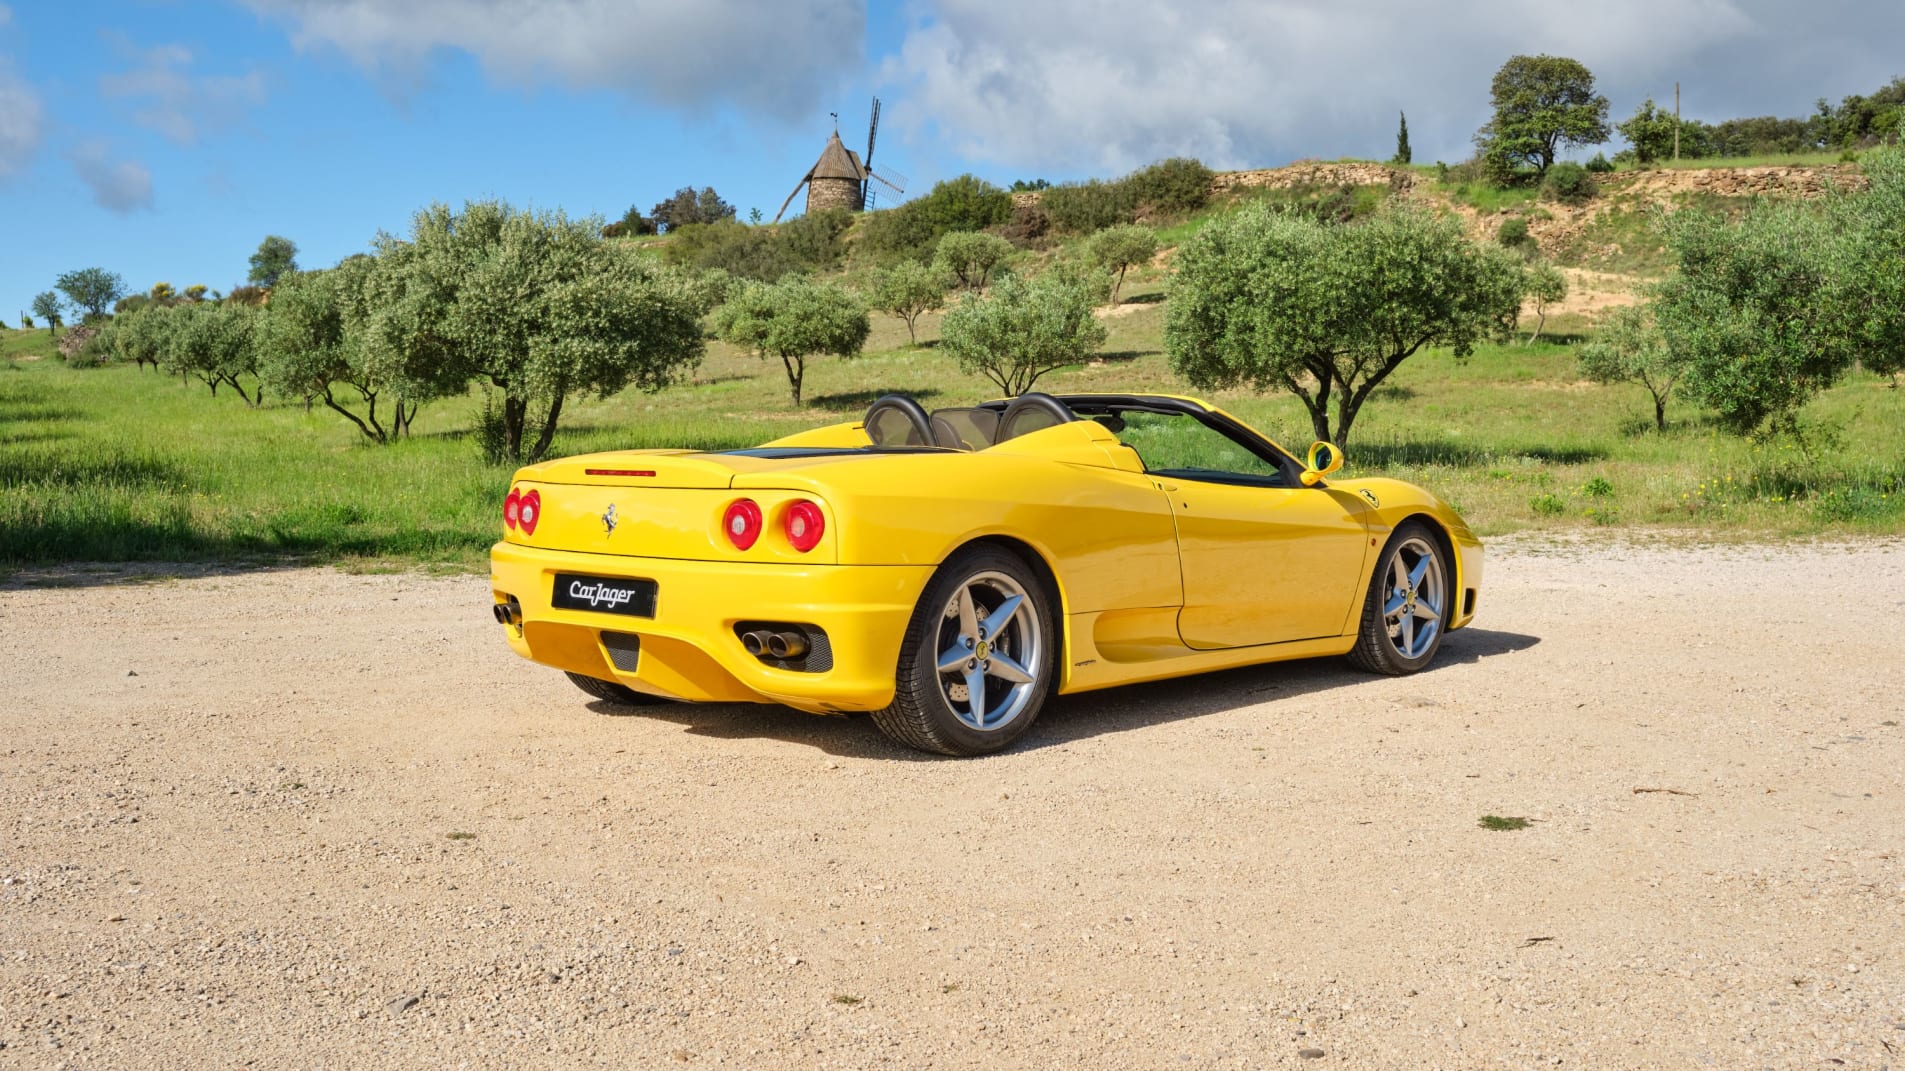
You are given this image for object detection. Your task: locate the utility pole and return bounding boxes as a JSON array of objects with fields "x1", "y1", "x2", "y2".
[{"x1": 1674, "y1": 82, "x2": 1681, "y2": 162}]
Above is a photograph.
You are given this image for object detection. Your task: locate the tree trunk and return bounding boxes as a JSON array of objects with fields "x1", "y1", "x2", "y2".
[
  {"x1": 1653, "y1": 392, "x2": 1667, "y2": 432},
  {"x1": 1527, "y1": 307, "x2": 1547, "y2": 346},
  {"x1": 780, "y1": 354, "x2": 804, "y2": 405},
  {"x1": 903, "y1": 313, "x2": 918, "y2": 345},
  {"x1": 323, "y1": 387, "x2": 385, "y2": 443},
  {"x1": 527, "y1": 392, "x2": 565, "y2": 463},
  {"x1": 503, "y1": 396, "x2": 529, "y2": 460}
]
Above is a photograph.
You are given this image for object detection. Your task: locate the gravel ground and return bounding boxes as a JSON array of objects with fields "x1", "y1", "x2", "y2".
[{"x1": 3, "y1": 536, "x2": 1902, "y2": 1070}]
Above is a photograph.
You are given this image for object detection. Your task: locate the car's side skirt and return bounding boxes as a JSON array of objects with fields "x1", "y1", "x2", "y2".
[{"x1": 1057, "y1": 610, "x2": 1359, "y2": 695}]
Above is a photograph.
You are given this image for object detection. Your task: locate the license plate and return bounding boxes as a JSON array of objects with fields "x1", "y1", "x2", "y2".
[{"x1": 550, "y1": 574, "x2": 657, "y2": 618}]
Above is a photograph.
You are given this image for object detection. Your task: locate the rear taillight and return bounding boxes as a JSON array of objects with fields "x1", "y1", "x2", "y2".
[
  {"x1": 504, "y1": 489, "x2": 521, "y2": 530},
  {"x1": 518, "y1": 489, "x2": 541, "y2": 536},
  {"x1": 723, "y1": 499, "x2": 763, "y2": 550},
  {"x1": 784, "y1": 500, "x2": 825, "y2": 553}
]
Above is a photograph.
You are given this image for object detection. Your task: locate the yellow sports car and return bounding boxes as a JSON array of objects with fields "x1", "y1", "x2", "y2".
[{"x1": 490, "y1": 393, "x2": 1482, "y2": 755}]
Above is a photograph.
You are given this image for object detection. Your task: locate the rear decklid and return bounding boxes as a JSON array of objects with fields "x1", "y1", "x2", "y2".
[{"x1": 502, "y1": 449, "x2": 845, "y2": 564}]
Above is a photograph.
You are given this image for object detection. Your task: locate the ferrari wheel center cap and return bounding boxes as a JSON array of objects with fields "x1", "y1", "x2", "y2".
[{"x1": 973, "y1": 640, "x2": 991, "y2": 660}]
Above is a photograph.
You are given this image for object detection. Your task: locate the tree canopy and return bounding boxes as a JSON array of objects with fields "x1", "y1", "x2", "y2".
[
  {"x1": 248, "y1": 235, "x2": 299, "y2": 287},
  {"x1": 1086, "y1": 224, "x2": 1159, "y2": 302},
  {"x1": 29, "y1": 291, "x2": 61, "y2": 334},
  {"x1": 54, "y1": 268, "x2": 127, "y2": 321},
  {"x1": 366, "y1": 200, "x2": 707, "y2": 461},
  {"x1": 1476, "y1": 54, "x2": 1610, "y2": 180},
  {"x1": 868, "y1": 261, "x2": 951, "y2": 345},
  {"x1": 712, "y1": 277, "x2": 869, "y2": 405},
  {"x1": 940, "y1": 266, "x2": 1110, "y2": 396},
  {"x1": 1578, "y1": 305, "x2": 1684, "y2": 430},
  {"x1": 1166, "y1": 204, "x2": 1524, "y2": 446}
]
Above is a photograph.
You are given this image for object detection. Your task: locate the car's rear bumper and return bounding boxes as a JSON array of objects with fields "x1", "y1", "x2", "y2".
[{"x1": 489, "y1": 543, "x2": 931, "y2": 713}]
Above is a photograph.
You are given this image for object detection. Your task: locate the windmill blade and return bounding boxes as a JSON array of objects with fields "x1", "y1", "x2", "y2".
[
  {"x1": 870, "y1": 166, "x2": 907, "y2": 195},
  {"x1": 772, "y1": 175, "x2": 811, "y2": 223}
]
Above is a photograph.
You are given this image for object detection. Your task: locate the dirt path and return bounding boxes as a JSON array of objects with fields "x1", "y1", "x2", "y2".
[{"x1": 4, "y1": 538, "x2": 1902, "y2": 1069}]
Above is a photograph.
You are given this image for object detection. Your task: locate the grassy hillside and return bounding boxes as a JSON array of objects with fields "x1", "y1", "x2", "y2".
[{"x1": 5, "y1": 296, "x2": 1901, "y2": 571}]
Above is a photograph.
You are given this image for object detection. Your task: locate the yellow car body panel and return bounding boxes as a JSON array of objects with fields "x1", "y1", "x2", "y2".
[{"x1": 489, "y1": 394, "x2": 1482, "y2": 716}]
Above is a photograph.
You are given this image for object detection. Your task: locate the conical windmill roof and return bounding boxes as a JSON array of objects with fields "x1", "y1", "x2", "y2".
[{"x1": 810, "y1": 131, "x2": 867, "y2": 181}]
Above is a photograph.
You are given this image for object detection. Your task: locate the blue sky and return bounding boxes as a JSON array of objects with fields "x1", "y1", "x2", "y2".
[{"x1": 3, "y1": 0, "x2": 1901, "y2": 318}]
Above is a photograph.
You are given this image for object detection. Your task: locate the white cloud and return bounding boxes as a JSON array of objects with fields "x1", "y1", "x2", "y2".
[
  {"x1": 0, "y1": 66, "x2": 40, "y2": 176},
  {"x1": 68, "y1": 142, "x2": 154, "y2": 213},
  {"x1": 885, "y1": 0, "x2": 1900, "y2": 174},
  {"x1": 100, "y1": 39, "x2": 267, "y2": 145},
  {"x1": 244, "y1": 0, "x2": 863, "y2": 119}
]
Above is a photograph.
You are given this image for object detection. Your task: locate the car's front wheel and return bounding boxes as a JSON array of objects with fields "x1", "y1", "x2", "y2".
[
  {"x1": 1348, "y1": 521, "x2": 1450, "y2": 675},
  {"x1": 871, "y1": 546, "x2": 1055, "y2": 755}
]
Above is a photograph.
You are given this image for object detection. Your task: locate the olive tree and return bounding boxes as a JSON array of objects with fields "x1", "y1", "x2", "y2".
[
  {"x1": 95, "y1": 303, "x2": 170, "y2": 370},
  {"x1": 1086, "y1": 223, "x2": 1159, "y2": 303},
  {"x1": 366, "y1": 200, "x2": 707, "y2": 462},
  {"x1": 868, "y1": 260, "x2": 951, "y2": 345},
  {"x1": 1475, "y1": 54, "x2": 1610, "y2": 181},
  {"x1": 1833, "y1": 144, "x2": 1905, "y2": 382},
  {"x1": 940, "y1": 266, "x2": 1110, "y2": 396},
  {"x1": 257, "y1": 258, "x2": 431, "y2": 442},
  {"x1": 1167, "y1": 203, "x2": 1525, "y2": 447},
  {"x1": 1522, "y1": 260, "x2": 1568, "y2": 344},
  {"x1": 1578, "y1": 305, "x2": 1685, "y2": 430},
  {"x1": 1650, "y1": 201, "x2": 1850, "y2": 438},
  {"x1": 162, "y1": 301, "x2": 263, "y2": 405},
  {"x1": 932, "y1": 231, "x2": 1016, "y2": 293},
  {"x1": 713, "y1": 277, "x2": 870, "y2": 405}
]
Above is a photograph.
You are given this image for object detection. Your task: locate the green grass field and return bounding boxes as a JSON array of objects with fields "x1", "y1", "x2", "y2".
[{"x1": 5, "y1": 297, "x2": 1901, "y2": 572}]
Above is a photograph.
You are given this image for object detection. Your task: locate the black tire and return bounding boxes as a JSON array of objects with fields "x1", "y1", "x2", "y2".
[
  {"x1": 871, "y1": 546, "x2": 1057, "y2": 756},
  {"x1": 1348, "y1": 520, "x2": 1451, "y2": 675},
  {"x1": 565, "y1": 671, "x2": 673, "y2": 706}
]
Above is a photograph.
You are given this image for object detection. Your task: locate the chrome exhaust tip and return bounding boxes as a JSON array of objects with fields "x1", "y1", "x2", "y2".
[
  {"x1": 740, "y1": 630, "x2": 771, "y2": 656},
  {"x1": 766, "y1": 631, "x2": 809, "y2": 660}
]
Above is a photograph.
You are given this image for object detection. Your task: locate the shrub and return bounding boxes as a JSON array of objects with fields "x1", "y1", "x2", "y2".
[
  {"x1": 1497, "y1": 216, "x2": 1533, "y2": 251},
  {"x1": 1041, "y1": 179, "x2": 1138, "y2": 235},
  {"x1": 1586, "y1": 152, "x2": 1615, "y2": 173},
  {"x1": 855, "y1": 174, "x2": 1013, "y2": 263},
  {"x1": 1121, "y1": 157, "x2": 1213, "y2": 217},
  {"x1": 1540, "y1": 162, "x2": 1596, "y2": 205},
  {"x1": 997, "y1": 203, "x2": 1051, "y2": 246},
  {"x1": 932, "y1": 231, "x2": 1017, "y2": 293}
]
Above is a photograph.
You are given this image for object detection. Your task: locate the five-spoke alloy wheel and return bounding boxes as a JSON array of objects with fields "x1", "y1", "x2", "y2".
[
  {"x1": 1348, "y1": 521, "x2": 1450, "y2": 675},
  {"x1": 874, "y1": 546, "x2": 1055, "y2": 755}
]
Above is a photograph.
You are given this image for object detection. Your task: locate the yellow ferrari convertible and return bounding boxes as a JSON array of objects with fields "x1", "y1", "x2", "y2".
[{"x1": 490, "y1": 393, "x2": 1482, "y2": 755}]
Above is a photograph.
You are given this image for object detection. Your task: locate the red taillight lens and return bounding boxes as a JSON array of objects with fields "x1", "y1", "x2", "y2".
[
  {"x1": 504, "y1": 488, "x2": 521, "y2": 530},
  {"x1": 518, "y1": 489, "x2": 541, "y2": 536},
  {"x1": 784, "y1": 500, "x2": 825, "y2": 553},
  {"x1": 723, "y1": 499, "x2": 763, "y2": 550}
]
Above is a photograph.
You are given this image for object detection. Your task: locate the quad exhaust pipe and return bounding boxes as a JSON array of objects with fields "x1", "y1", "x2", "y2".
[{"x1": 741, "y1": 629, "x2": 809, "y2": 660}]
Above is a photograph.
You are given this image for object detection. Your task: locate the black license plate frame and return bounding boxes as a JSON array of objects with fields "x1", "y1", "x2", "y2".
[{"x1": 550, "y1": 574, "x2": 658, "y2": 619}]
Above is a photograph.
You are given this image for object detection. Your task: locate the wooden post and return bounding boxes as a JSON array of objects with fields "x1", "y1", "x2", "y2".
[{"x1": 1674, "y1": 82, "x2": 1681, "y2": 161}]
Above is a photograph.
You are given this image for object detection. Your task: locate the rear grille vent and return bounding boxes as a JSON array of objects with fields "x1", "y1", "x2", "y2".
[{"x1": 600, "y1": 630, "x2": 641, "y2": 671}]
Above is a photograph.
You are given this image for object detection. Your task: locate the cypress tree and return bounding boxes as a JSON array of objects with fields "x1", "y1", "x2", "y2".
[{"x1": 1393, "y1": 112, "x2": 1413, "y2": 165}]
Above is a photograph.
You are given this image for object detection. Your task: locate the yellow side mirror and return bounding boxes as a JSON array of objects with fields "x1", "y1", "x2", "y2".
[{"x1": 1300, "y1": 440, "x2": 1344, "y2": 486}]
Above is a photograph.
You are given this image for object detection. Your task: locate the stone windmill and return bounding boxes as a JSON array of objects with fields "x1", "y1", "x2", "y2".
[{"x1": 773, "y1": 98, "x2": 907, "y2": 222}]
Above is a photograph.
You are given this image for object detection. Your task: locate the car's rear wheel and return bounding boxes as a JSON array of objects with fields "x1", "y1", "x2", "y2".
[
  {"x1": 1348, "y1": 521, "x2": 1450, "y2": 675},
  {"x1": 872, "y1": 546, "x2": 1055, "y2": 756},
  {"x1": 565, "y1": 671, "x2": 673, "y2": 706}
]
